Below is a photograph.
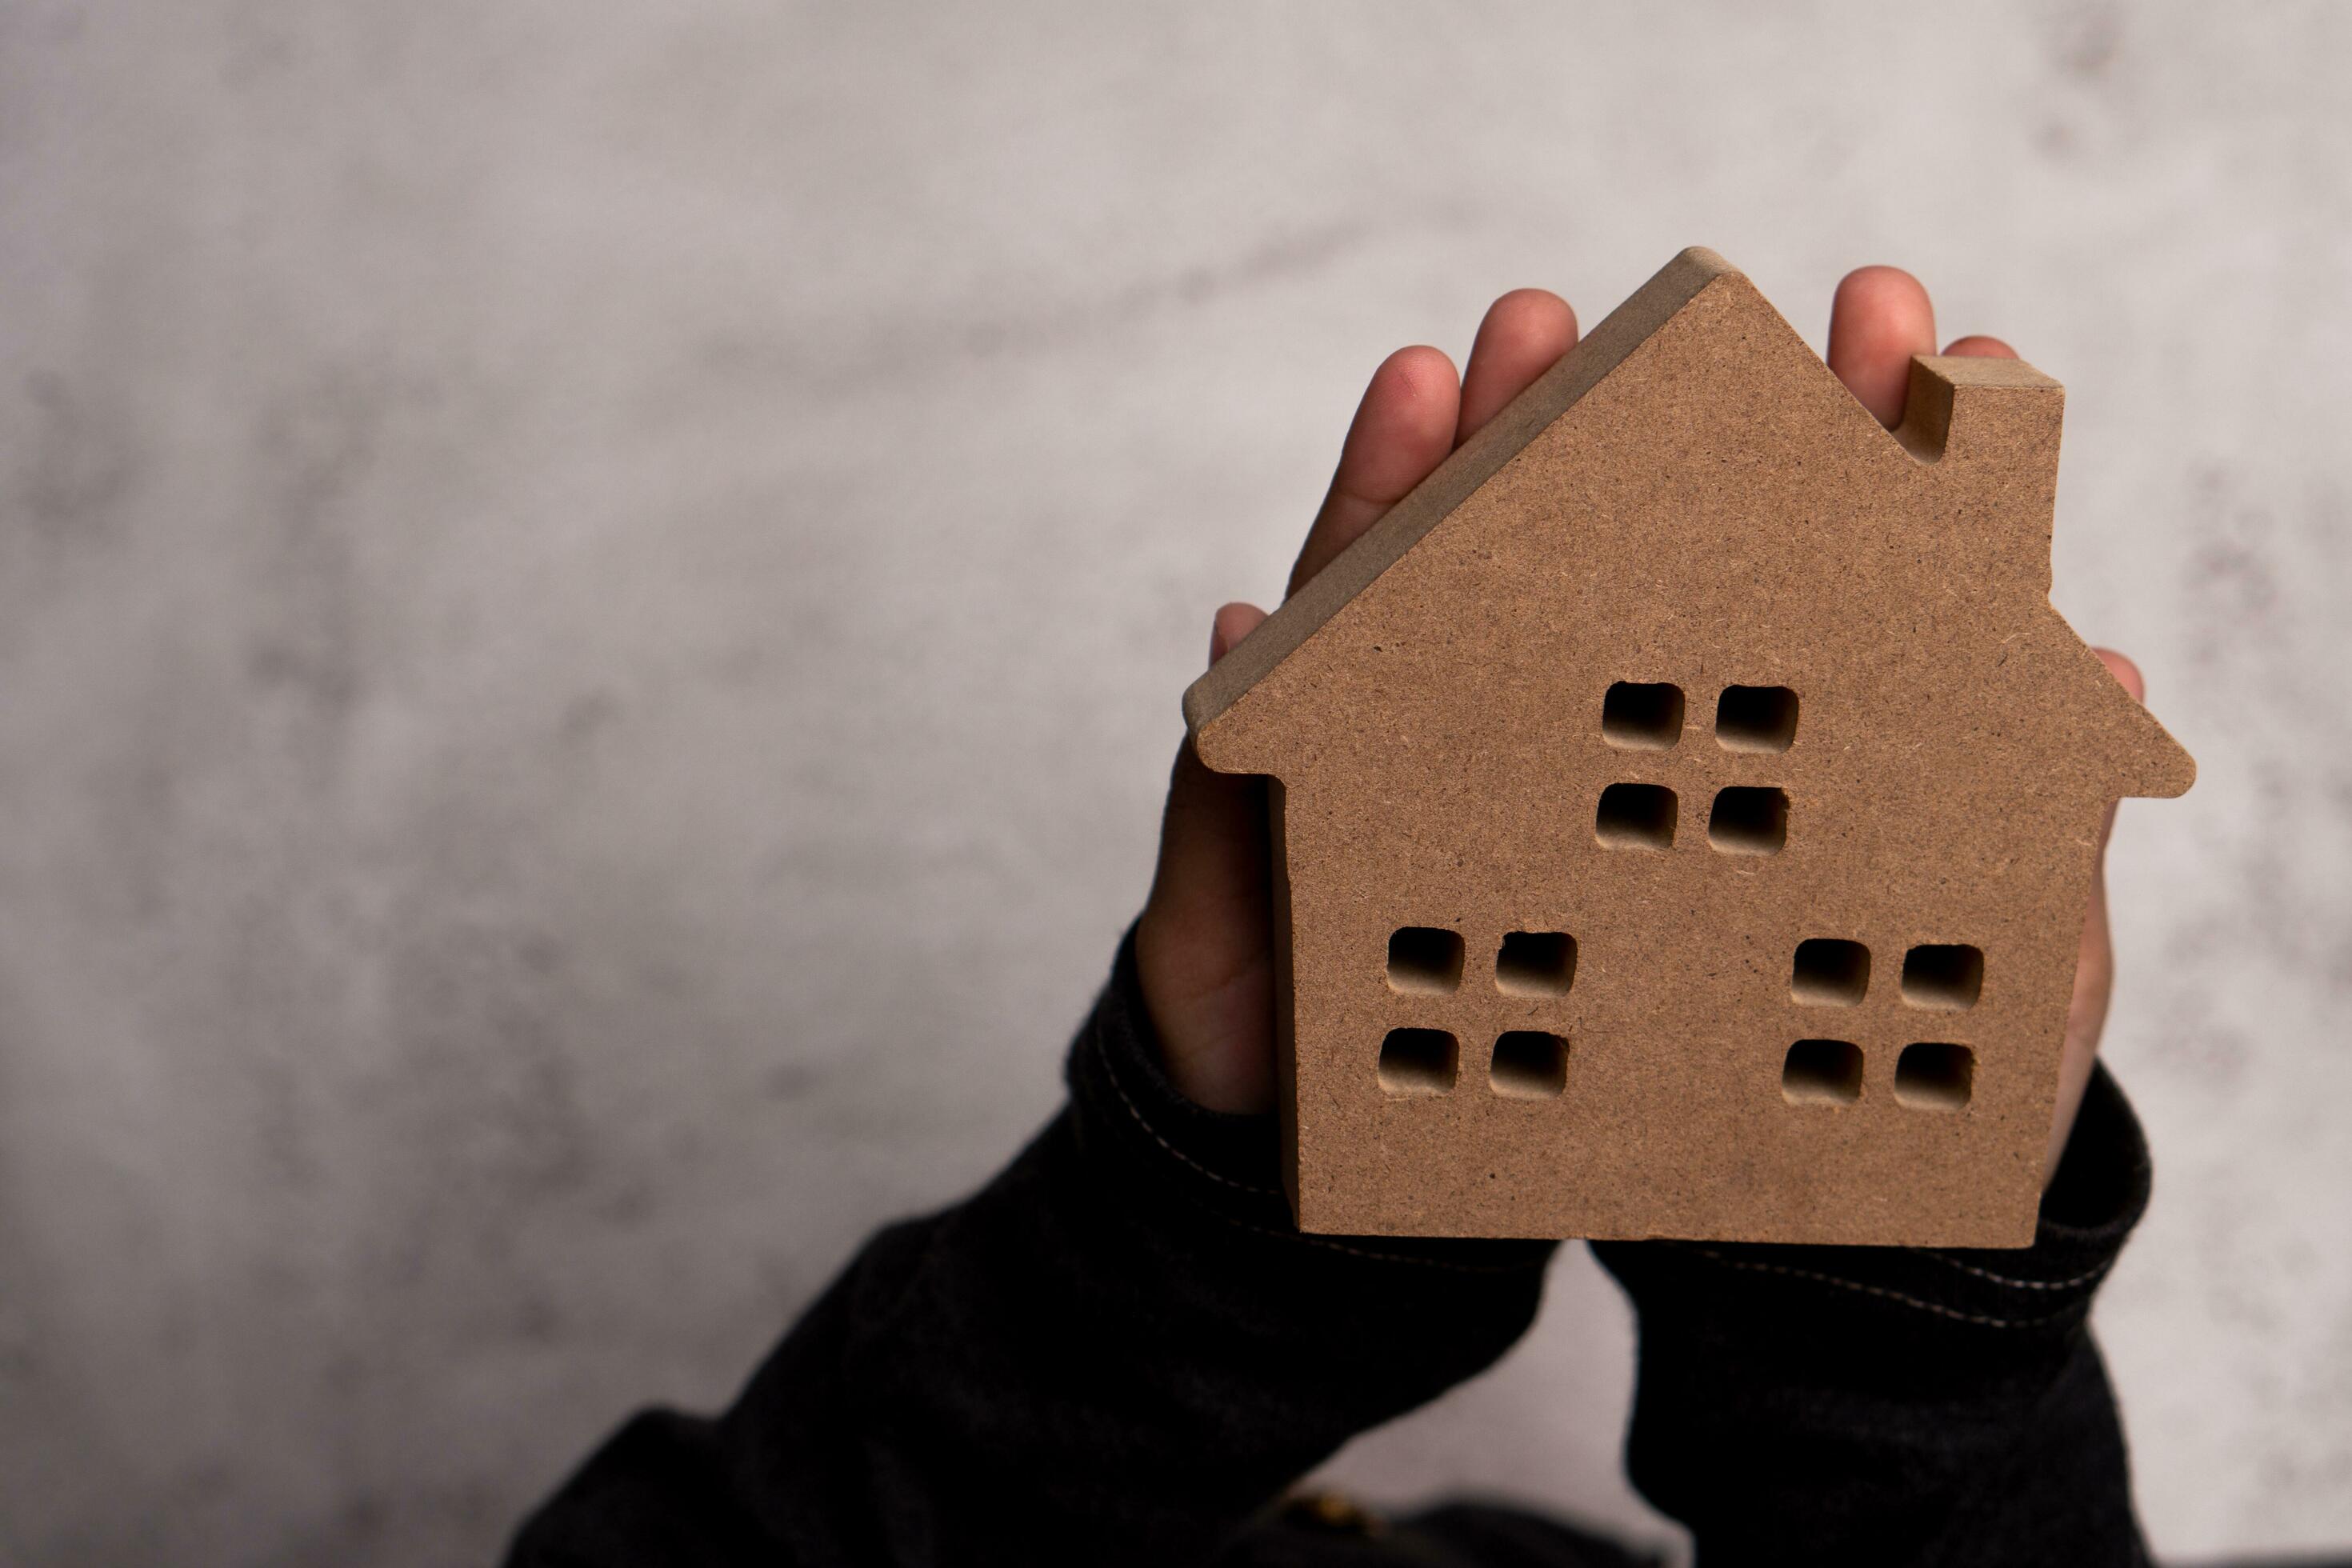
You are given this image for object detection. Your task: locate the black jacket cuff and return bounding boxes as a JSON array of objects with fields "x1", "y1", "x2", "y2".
[{"x1": 1594, "y1": 1061, "x2": 2147, "y2": 1335}]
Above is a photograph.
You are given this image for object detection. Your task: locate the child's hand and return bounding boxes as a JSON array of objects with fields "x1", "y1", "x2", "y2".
[{"x1": 1136, "y1": 268, "x2": 2140, "y2": 1186}]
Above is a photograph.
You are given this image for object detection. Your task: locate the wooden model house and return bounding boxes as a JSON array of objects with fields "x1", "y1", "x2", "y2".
[{"x1": 1182, "y1": 248, "x2": 2193, "y2": 1248}]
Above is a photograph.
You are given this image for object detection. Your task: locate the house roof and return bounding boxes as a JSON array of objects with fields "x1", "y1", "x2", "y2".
[{"x1": 1182, "y1": 247, "x2": 2193, "y2": 804}]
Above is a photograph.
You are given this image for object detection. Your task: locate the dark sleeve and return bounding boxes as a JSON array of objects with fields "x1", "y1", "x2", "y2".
[
  {"x1": 1593, "y1": 1066, "x2": 2154, "y2": 1567},
  {"x1": 508, "y1": 931, "x2": 1556, "y2": 1568}
]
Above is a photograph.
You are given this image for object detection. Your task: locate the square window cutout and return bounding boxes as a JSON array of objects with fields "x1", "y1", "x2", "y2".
[
  {"x1": 1791, "y1": 938, "x2": 1870, "y2": 1005},
  {"x1": 1596, "y1": 783, "x2": 1677, "y2": 850},
  {"x1": 1495, "y1": 931, "x2": 1576, "y2": 995},
  {"x1": 1386, "y1": 927, "x2": 1464, "y2": 994},
  {"x1": 1901, "y1": 944, "x2": 1983, "y2": 1010},
  {"x1": 1782, "y1": 1038, "x2": 1863, "y2": 1105},
  {"x1": 1602, "y1": 682, "x2": 1685, "y2": 748},
  {"x1": 1491, "y1": 1031, "x2": 1569, "y2": 1098},
  {"x1": 1708, "y1": 786, "x2": 1788, "y2": 855},
  {"x1": 1378, "y1": 1028, "x2": 1458, "y2": 1094},
  {"x1": 1895, "y1": 1042, "x2": 1974, "y2": 1110},
  {"x1": 1716, "y1": 685, "x2": 1800, "y2": 752}
]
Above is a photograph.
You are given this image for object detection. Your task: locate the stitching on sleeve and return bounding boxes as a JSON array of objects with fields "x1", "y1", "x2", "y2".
[
  {"x1": 1092, "y1": 1019, "x2": 1283, "y2": 1196},
  {"x1": 1684, "y1": 1247, "x2": 2083, "y2": 1329},
  {"x1": 1090, "y1": 1011, "x2": 2114, "y2": 1297},
  {"x1": 1922, "y1": 1250, "x2": 2115, "y2": 1293}
]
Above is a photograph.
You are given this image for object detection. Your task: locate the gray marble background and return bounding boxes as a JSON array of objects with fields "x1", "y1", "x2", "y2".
[{"x1": 2, "y1": 3, "x2": 2347, "y2": 1563}]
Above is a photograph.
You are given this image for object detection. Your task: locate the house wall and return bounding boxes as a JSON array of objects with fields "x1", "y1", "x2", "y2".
[
  {"x1": 1267, "y1": 672, "x2": 2102, "y2": 1246},
  {"x1": 1279, "y1": 785, "x2": 2107, "y2": 1250},
  {"x1": 2, "y1": 4, "x2": 2345, "y2": 1563}
]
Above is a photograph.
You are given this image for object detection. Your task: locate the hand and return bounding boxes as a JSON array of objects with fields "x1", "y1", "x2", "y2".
[{"x1": 1135, "y1": 268, "x2": 2142, "y2": 1187}]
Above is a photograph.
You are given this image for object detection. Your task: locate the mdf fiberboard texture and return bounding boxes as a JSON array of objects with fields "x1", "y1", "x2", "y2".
[{"x1": 1188, "y1": 250, "x2": 2194, "y2": 1246}]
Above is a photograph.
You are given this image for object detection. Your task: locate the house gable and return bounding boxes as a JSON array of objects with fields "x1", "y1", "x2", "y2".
[{"x1": 1185, "y1": 249, "x2": 2192, "y2": 809}]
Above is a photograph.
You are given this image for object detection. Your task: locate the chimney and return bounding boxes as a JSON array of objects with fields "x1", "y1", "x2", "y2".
[{"x1": 1894, "y1": 354, "x2": 2066, "y2": 594}]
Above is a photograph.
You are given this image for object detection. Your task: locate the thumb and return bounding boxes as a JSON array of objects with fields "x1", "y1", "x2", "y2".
[
  {"x1": 2045, "y1": 646, "x2": 2143, "y2": 1184},
  {"x1": 1135, "y1": 602, "x2": 1276, "y2": 1113}
]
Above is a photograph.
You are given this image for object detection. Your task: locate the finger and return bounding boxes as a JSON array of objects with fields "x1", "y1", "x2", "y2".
[
  {"x1": 2094, "y1": 646, "x2": 2146, "y2": 705},
  {"x1": 1942, "y1": 334, "x2": 2018, "y2": 359},
  {"x1": 1826, "y1": 266, "x2": 1937, "y2": 427},
  {"x1": 1210, "y1": 601, "x2": 1269, "y2": 664},
  {"x1": 1288, "y1": 346, "x2": 1460, "y2": 597},
  {"x1": 2048, "y1": 844, "x2": 2116, "y2": 1184},
  {"x1": 1456, "y1": 290, "x2": 1579, "y2": 446}
]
